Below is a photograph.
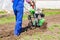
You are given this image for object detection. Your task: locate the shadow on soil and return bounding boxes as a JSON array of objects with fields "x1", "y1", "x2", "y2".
[{"x1": 22, "y1": 25, "x2": 47, "y2": 33}]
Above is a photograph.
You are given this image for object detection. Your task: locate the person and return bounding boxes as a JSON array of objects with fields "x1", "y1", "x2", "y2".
[
  {"x1": 26, "y1": 0, "x2": 35, "y2": 9},
  {"x1": 12, "y1": 0, "x2": 33, "y2": 36},
  {"x1": 12, "y1": 0, "x2": 24, "y2": 36},
  {"x1": 27, "y1": 0, "x2": 45, "y2": 26}
]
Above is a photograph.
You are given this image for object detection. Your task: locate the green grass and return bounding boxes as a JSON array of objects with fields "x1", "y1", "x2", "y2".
[
  {"x1": 43, "y1": 11, "x2": 60, "y2": 16},
  {"x1": 0, "y1": 11, "x2": 7, "y2": 14},
  {"x1": 48, "y1": 24, "x2": 60, "y2": 32},
  {"x1": 0, "y1": 38, "x2": 2, "y2": 40},
  {"x1": 18, "y1": 32, "x2": 41, "y2": 40},
  {"x1": 23, "y1": 14, "x2": 28, "y2": 20},
  {"x1": 48, "y1": 25, "x2": 56, "y2": 32},
  {"x1": 17, "y1": 25, "x2": 60, "y2": 40},
  {"x1": 57, "y1": 32, "x2": 60, "y2": 34},
  {"x1": 0, "y1": 15, "x2": 28, "y2": 24},
  {"x1": 17, "y1": 33, "x2": 57, "y2": 40},
  {"x1": 48, "y1": 27, "x2": 54, "y2": 32},
  {"x1": 23, "y1": 11, "x2": 60, "y2": 20},
  {"x1": 0, "y1": 10, "x2": 60, "y2": 40},
  {"x1": 58, "y1": 36, "x2": 60, "y2": 40},
  {"x1": 0, "y1": 10, "x2": 60, "y2": 24},
  {"x1": 0, "y1": 16, "x2": 15, "y2": 24},
  {"x1": 41, "y1": 35, "x2": 56, "y2": 40}
]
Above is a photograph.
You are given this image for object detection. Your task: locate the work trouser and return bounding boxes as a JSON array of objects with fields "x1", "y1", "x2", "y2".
[{"x1": 13, "y1": 0, "x2": 24, "y2": 36}]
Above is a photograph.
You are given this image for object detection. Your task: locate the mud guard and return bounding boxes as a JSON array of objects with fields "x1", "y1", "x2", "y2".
[{"x1": 38, "y1": 18, "x2": 45, "y2": 26}]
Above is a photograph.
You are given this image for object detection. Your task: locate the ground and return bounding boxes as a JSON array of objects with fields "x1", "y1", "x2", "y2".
[{"x1": 0, "y1": 9, "x2": 60, "y2": 40}]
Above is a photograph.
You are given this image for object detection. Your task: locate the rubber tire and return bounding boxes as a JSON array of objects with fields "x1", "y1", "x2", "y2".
[{"x1": 28, "y1": 15, "x2": 31, "y2": 20}]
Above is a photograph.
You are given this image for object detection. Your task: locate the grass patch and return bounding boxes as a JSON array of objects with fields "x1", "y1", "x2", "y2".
[
  {"x1": 57, "y1": 32, "x2": 60, "y2": 34},
  {"x1": 17, "y1": 24, "x2": 60, "y2": 40},
  {"x1": 17, "y1": 32, "x2": 41, "y2": 40},
  {"x1": 0, "y1": 14, "x2": 28, "y2": 24},
  {"x1": 22, "y1": 35, "x2": 32, "y2": 40},
  {"x1": 0, "y1": 16, "x2": 15, "y2": 24},
  {"x1": 0, "y1": 38, "x2": 2, "y2": 40},
  {"x1": 52, "y1": 24, "x2": 59, "y2": 27},
  {"x1": 0, "y1": 14, "x2": 27, "y2": 24},
  {"x1": 32, "y1": 32, "x2": 41, "y2": 40},
  {"x1": 23, "y1": 11, "x2": 60, "y2": 20},
  {"x1": 0, "y1": 11, "x2": 7, "y2": 14},
  {"x1": 41, "y1": 35, "x2": 56, "y2": 40},
  {"x1": 0, "y1": 9, "x2": 60, "y2": 24},
  {"x1": 18, "y1": 32, "x2": 57, "y2": 40},
  {"x1": 48, "y1": 26, "x2": 55, "y2": 32},
  {"x1": 43, "y1": 11, "x2": 60, "y2": 16},
  {"x1": 23, "y1": 14, "x2": 28, "y2": 20},
  {"x1": 48, "y1": 24, "x2": 60, "y2": 32},
  {"x1": 58, "y1": 36, "x2": 60, "y2": 40},
  {"x1": 53, "y1": 24, "x2": 60, "y2": 29}
]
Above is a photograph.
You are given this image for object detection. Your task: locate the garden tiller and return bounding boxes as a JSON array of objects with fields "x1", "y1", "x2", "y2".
[{"x1": 25, "y1": 0, "x2": 47, "y2": 28}]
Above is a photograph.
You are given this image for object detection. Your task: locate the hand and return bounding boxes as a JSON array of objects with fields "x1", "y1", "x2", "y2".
[
  {"x1": 12, "y1": 0, "x2": 14, "y2": 2},
  {"x1": 26, "y1": 0, "x2": 31, "y2": 3}
]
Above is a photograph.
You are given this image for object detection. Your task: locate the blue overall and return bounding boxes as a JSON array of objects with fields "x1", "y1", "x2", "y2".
[{"x1": 13, "y1": 0, "x2": 24, "y2": 36}]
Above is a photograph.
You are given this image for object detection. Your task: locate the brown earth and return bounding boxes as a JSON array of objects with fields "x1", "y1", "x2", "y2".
[{"x1": 0, "y1": 14, "x2": 60, "y2": 40}]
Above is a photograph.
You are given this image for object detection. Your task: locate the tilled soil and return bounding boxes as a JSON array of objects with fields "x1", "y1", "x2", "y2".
[{"x1": 0, "y1": 14, "x2": 60, "y2": 40}]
